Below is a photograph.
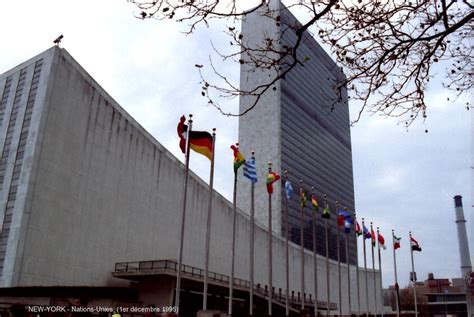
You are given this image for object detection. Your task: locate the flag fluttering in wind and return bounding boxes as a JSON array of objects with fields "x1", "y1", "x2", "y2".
[
  {"x1": 189, "y1": 131, "x2": 213, "y2": 160},
  {"x1": 371, "y1": 227, "x2": 376, "y2": 247},
  {"x1": 378, "y1": 231, "x2": 386, "y2": 249},
  {"x1": 266, "y1": 172, "x2": 280, "y2": 194},
  {"x1": 337, "y1": 210, "x2": 352, "y2": 233},
  {"x1": 337, "y1": 210, "x2": 349, "y2": 227},
  {"x1": 393, "y1": 234, "x2": 401, "y2": 249},
  {"x1": 363, "y1": 225, "x2": 371, "y2": 240},
  {"x1": 311, "y1": 194, "x2": 319, "y2": 212},
  {"x1": 322, "y1": 205, "x2": 330, "y2": 219},
  {"x1": 177, "y1": 115, "x2": 213, "y2": 160},
  {"x1": 300, "y1": 188, "x2": 307, "y2": 208},
  {"x1": 230, "y1": 145, "x2": 245, "y2": 173},
  {"x1": 356, "y1": 221, "x2": 362, "y2": 237},
  {"x1": 177, "y1": 115, "x2": 187, "y2": 153},
  {"x1": 410, "y1": 236, "x2": 422, "y2": 252},
  {"x1": 285, "y1": 180, "x2": 293, "y2": 199},
  {"x1": 344, "y1": 213, "x2": 353, "y2": 233},
  {"x1": 337, "y1": 211, "x2": 344, "y2": 227},
  {"x1": 243, "y1": 158, "x2": 257, "y2": 183},
  {"x1": 321, "y1": 196, "x2": 330, "y2": 219}
]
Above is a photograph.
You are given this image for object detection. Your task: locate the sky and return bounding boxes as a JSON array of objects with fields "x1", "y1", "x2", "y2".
[{"x1": 0, "y1": 0, "x2": 472, "y2": 289}]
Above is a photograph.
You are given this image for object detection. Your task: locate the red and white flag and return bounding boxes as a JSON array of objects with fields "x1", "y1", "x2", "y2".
[
  {"x1": 393, "y1": 234, "x2": 401, "y2": 250},
  {"x1": 378, "y1": 232, "x2": 386, "y2": 249},
  {"x1": 410, "y1": 236, "x2": 422, "y2": 252}
]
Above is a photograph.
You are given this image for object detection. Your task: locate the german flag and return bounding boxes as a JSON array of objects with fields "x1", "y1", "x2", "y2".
[
  {"x1": 177, "y1": 115, "x2": 213, "y2": 160},
  {"x1": 189, "y1": 131, "x2": 213, "y2": 160}
]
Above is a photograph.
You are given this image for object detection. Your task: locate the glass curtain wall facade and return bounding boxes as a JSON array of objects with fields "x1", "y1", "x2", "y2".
[
  {"x1": 279, "y1": 7, "x2": 356, "y2": 265},
  {"x1": 239, "y1": 2, "x2": 357, "y2": 265}
]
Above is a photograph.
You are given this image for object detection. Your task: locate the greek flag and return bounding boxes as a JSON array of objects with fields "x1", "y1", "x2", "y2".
[
  {"x1": 243, "y1": 158, "x2": 257, "y2": 183},
  {"x1": 284, "y1": 180, "x2": 293, "y2": 199}
]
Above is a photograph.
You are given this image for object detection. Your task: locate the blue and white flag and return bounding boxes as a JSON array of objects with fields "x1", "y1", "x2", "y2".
[
  {"x1": 243, "y1": 158, "x2": 257, "y2": 183},
  {"x1": 284, "y1": 180, "x2": 293, "y2": 199},
  {"x1": 363, "y1": 224, "x2": 371, "y2": 240},
  {"x1": 344, "y1": 214, "x2": 353, "y2": 233}
]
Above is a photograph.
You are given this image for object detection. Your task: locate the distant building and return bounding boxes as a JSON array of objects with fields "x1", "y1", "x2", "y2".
[{"x1": 385, "y1": 273, "x2": 468, "y2": 317}]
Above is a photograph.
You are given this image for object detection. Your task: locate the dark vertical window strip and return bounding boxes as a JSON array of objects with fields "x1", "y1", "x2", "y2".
[
  {"x1": 0, "y1": 68, "x2": 26, "y2": 192},
  {"x1": 0, "y1": 65, "x2": 34, "y2": 273},
  {"x1": 0, "y1": 77, "x2": 13, "y2": 130},
  {"x1": 278, "y1": 54, "x2": 356, "y2": 264},
  {"x1": 0, "y1": 69, "x2": 27, "y2": 193}
]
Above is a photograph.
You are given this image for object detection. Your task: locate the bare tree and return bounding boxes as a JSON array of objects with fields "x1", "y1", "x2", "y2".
[{"x1": 129, "y1": 0, "x2": 473, "y2": 125}]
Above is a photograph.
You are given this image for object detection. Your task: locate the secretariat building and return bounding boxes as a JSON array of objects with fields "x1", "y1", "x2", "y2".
[{"x1": 238, "y1": 1, "x2": 356, "y2": 265}]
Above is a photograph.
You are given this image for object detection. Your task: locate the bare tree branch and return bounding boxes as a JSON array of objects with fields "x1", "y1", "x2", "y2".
[{"x1": 129, "y1": 0, "x2": 474, "y2": 125}]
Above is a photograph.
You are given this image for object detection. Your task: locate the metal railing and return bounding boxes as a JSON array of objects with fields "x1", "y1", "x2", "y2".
[
  {"x1": 114, "y1": 259, "x2": 337, "y2": 310},
  {"x1": 114, "y1": 259, "x2": 246, "y2": 286}
]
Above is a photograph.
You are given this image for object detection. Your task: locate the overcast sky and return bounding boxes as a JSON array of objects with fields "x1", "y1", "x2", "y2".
[{"x1": 0, "y1": 0, "x2": 472, "y2": 289}]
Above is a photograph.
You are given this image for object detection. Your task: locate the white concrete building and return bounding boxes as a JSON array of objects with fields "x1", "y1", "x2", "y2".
[{"x1": 0, "y1": 47, "x2": 381, "y2": 316}]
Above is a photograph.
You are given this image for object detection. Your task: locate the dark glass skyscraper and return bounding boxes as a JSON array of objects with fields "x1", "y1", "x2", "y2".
[{"x1": 238, "y1": 0, "x2": 356, "y2": 265}]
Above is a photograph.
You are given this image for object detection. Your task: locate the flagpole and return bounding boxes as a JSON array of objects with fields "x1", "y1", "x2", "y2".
[
  {"x1": 249, "y1": 151, "x2": 256, "y2": 317},
  {"x1": 362, "y1": 218, "x2": 369, "y2": 317},
  {"x1": 203, "y1": 128, "x2": 216, "y2": 311},
  {"x1": 284, "y1": 171, "x2": 291, "y2": 317},
  {"x1": 311, "y1": 187, "x2": 318, "y2": 317},
  {"x1": 392, "y1": 230, "x2": 400, "y2": 317},
  {"x1": 299, "y1": 180, "x2": 306, "y2": 309},
  {"x1": 377, "y1": 227, "x2": 383, "y2": 317},
  {"x1": 324, "y1": 194, "x2": 330, "y2": 316},
  {"x1": 370, "y1": 223, "x2": 377, "y2": 316},
  {"x1": 409, "y1": 231, "x2": 418, "y2": 317},
  {"x1": 355, "y1": 213, "x2": 361, "y2": 317},
  {"x1": 175, "y1": 114, "x2": 193, "y2": 315},
  {"x1": 345, "y1": 209, "x2": 352, "y2": 316},
  {"x1": 336, "y1": 202, "x2": 342, "y2": 317},
  {"x1": 228, "y1": 142, "x2": 239, "y2": 316},
  {"x1": 345, "y1": 233, "x2": 352, "y2": 315},
  {"x1": 268, "y1": 162, "x2": 273, "y2": 317}
]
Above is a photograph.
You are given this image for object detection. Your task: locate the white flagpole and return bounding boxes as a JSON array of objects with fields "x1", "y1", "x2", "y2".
[
  {"x1": 249, "y1": 152, "x2": 256, "y2": 317},
  {"x1": 355, "y1": 213, "x2": 361, "y2": 317},
  {"x1": 300, "y1": 180, "x2": 306, "y2": 309},
  {"x1": 377, "y1": 227, "x2": 384, "y2": 317},
  {"x1": 362, "y1": 218, "x2": 369, "y2": 317},
  {"x1": 371, "y1": 223, "x2": 377, "y2": 316},
  {"x1": 203, "y1": 128, "x2": 216, "y2": 311},
  {"x1": 175, "y1": 114, "x2": 193, "y2": 315},
  {"x1": 311, "y1": 187, "x2": 318, "y2": 317},
  {"x1": 228, "y1": 143, "x2": 239, "y2": 316},
  {"x1": 409, "y1": 231, "x2": 418, "y2": 317},
  {"x1": 267, "y1": 162, "x2": 274, "y2": 317},
  {"x1": 345, "y1": 209, "x2": 352, "y2": 316},
  {"x1": 284, "y1": 171, "x2": 291, "y2": 317},
  {"x1": 392, "y1": 230, "x2": 400, "y2": 317},
  {"x1": 336, "y1": 202, "x2": 342, "y2": 317},
  {"x1": 324, "y1": 194, "x2": 330, "y2": 316}
]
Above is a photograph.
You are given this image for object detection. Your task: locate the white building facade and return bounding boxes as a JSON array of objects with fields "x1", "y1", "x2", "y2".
[{"x1": 0, "y1": 47, "x2": 381, "y2": 316}]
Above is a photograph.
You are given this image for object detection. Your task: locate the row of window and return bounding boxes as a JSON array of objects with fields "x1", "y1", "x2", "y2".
[
  {"x1": 0, "y1": 77, "x2": 13, "y2": 129},
  {"x1": 0, "y1": 59, "x2": 43, "y2": 274},
  {"x1": 0, "y1": 69, "x2": 27, "y2": 193}
]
